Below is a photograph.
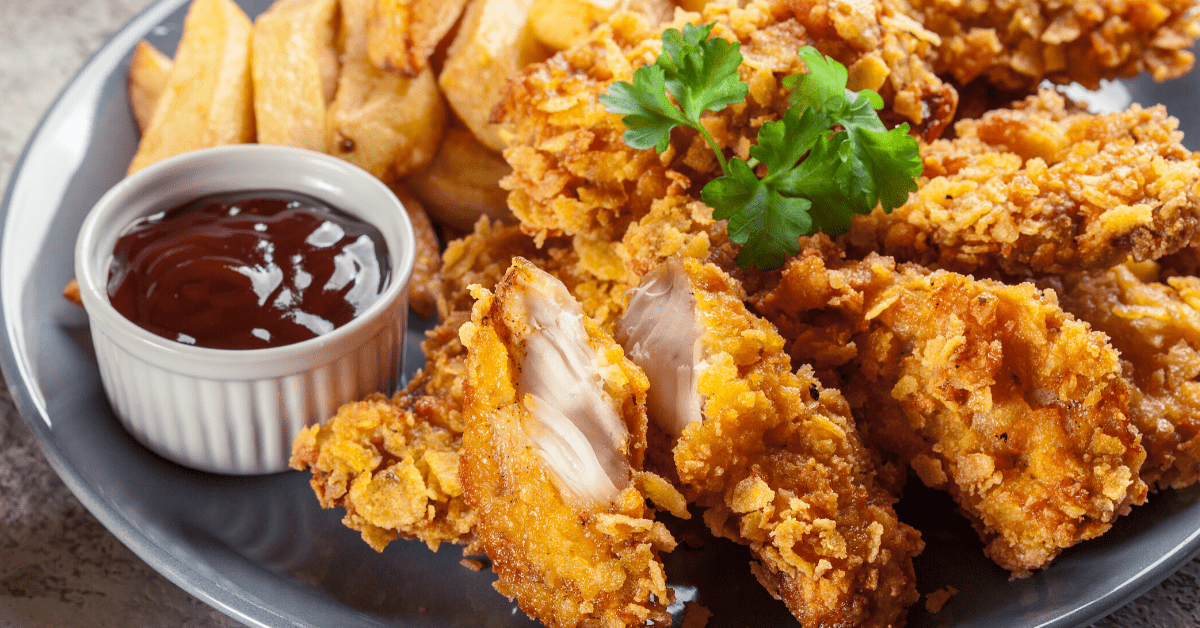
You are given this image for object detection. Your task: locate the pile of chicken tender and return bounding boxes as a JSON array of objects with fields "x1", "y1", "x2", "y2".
[{"x1": 289, "y1": 0, "x2": 1200, "y2": 626}]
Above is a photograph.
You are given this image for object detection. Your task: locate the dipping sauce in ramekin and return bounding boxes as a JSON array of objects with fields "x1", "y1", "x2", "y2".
[
  {"x1": 75, "y1": 145, "x2": 415, "y2": 474},
  {"x1": 108, "y1": 190, "x2": 391, "y2": 350}
]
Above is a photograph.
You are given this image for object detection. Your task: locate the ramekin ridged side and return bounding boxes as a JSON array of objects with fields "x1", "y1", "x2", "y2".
[{"x1": 89, "y1": 308, "x2": 403, "y2": 474}]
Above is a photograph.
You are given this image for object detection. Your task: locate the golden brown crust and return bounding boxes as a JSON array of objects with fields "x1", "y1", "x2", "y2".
[
  {"x1": 846, "y1": 90, "x2": 1200, "y2": 279},
  {"x1": 459, "y1": 260, "x2": 675, "y2": 628},
  {"x1": 665, "y1": 260, "x2": 922, "y2": 628},
  {"x1": 898, "y1": 0, "x2": 1200, "y2": 90},
  {"x1": 496, "y1": 0, "x2": 957, "y2": 251},
  {"x1": 1056, "y1": 261, "x2": 1200, "y2": 491},
  {"x1": 289, "y1": 390, "x2": 471, "y2": 551},
  {"x1": 754, "y1": 240, "x2": 1147, "y2": 576}
]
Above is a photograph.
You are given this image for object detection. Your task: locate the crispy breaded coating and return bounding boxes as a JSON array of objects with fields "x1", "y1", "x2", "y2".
[
  {"x1": 290, "y1": 388, "x2": 471, "y2": 551},
  {"x1": 897, "y1": 0, "x2": 1200, "y2": 90},
  {"x1": 1055, "y1": 260, "x2": 1200, "y2": 491},
  {"x1": 291, "y1": 218, "x2": 625, "y2": 551},
  {"x1": 754, "y1": 240, "x2": 1147, "y2": 576},
  {"x1": 619, "y1": 259, "x2": 922, "y2": 627},
  {"x1": 459, "y1": 259, "x2": 677, "y2": 628},
  {"x1": 496, "y1": 0, "x2": 957, "y2": 252},
  {"x1": 847, "y1": 90, "x2": 1200, "y2": 279}
]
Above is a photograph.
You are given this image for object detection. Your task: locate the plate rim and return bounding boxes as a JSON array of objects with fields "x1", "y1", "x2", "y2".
[
  {"x1": 0, "y1": 0, "x2": 303, "y2": 626},
  {"x1": 1, "y1": 1, "x2": 1199, "y2": 627}
]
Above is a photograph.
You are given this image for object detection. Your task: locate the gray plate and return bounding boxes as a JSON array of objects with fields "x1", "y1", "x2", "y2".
[{"x1": 2, "y1": 0, "x2": 1199, "y2": 626}]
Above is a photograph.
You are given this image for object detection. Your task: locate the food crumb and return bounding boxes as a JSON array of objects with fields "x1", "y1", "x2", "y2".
[
  {"x1": 925, "y1": 586, "x2": 959, "y2": 613},
  {"x1": 681, "y1": 530, "x2": 706, "y2": 549},
  {"x1": 681, "y1": 601, "x2": 713, "y2": 628},
  {"x1": 418, "y1": 607, "x2": 426, "y2": 613},
  {"x1": 460, "y1": 559, "x2": 484, "y2": 571}
]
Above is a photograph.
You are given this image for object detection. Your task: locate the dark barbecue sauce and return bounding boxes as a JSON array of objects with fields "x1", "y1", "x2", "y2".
[{"x1": 108, "y1": 191, "x2": 390, "y2": 350}]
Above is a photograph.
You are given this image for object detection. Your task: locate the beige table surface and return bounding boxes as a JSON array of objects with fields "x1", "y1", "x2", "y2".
[{"x1": 1, "y1": 1, "x2": 1199, "y2": 627}]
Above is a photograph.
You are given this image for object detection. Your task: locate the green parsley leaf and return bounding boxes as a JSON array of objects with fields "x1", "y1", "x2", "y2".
[
  {"x1": 702, "y1": 158, "x2": 812, "y2": 271},
  {"x1": 658, "y1": 22, "x2": 748, "y2": 122},
  {"x1": 604, "y1": 28, "x2": 923, "y2": 271},
  {"x1": 599, "y1": 22, "x2": 746, "y2": 169},
  {"x1": 600, "y1": 65, "x2": 691, "y2": 152}
]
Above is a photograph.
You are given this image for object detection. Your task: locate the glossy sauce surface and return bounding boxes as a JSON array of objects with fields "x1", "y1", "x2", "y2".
[{"x1": 108, "y1": 191, "x2": 390, "y2": 350}]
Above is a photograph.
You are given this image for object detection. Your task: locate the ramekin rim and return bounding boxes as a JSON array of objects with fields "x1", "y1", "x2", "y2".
[{"x1": 74, "y1": 144, "x2": 416, "y2": 372}]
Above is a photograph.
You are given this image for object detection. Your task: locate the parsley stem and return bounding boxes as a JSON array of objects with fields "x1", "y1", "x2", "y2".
[{"x1": 694, "y1": 123, "x2": 731, "y2": 176}]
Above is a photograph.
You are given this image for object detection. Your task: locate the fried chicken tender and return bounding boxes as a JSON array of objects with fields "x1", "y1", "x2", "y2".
[
  {"x1": 459, "y1": 258, "x2": 678, "y2": 628},
  {"x1": 847, "y1": 89, "x2": 1200, "y2": 279},
  {"x1": 617, "y1": 258, "x2": 922, "y2": 627},
  {"x1": 1054, "y1": 260, "x2": 1200, "y2": 491},
  {"x1": 897, "y1": 0, "x2": 1200, "y2": 90},
  {"x1": 291, "y1": 218, "x2": 625, "y2": 551},
  {"x1": 496, "y1": 0, "x2": 958, "y2": 256},
  {"x1": 754, "y1": 239, "x2": 1147, "y2": 576}
]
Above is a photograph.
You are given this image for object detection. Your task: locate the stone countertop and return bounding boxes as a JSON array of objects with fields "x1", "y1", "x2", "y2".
[{"x1": 0, "y1": 1, "x2": 1198, "y2": 627}]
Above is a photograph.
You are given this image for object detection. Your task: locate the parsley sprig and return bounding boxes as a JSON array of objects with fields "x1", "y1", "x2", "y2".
[{"x1": 600, "y1": 24, "x2": 922, "y2": 271}]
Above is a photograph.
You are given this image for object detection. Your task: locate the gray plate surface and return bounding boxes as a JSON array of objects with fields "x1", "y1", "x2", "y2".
[{"x1": 2, "y1": 0, "x2": 1200, "y2": 626}]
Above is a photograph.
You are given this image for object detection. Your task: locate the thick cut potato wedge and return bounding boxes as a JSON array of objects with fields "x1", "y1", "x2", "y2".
[
  {"x1": 128, "y1": 40, "x2": 173, "y2": 133},
  {"x1": 329, "y1": 0, "x2": 447, "y2": 179},
  {"x1": 251, "y1": 0, "x2": 340, "y2": 150},
  {"x1": 405, "y1": 126, "x2": 512, "y2": 231},
  {"x1": 367, "y1": 0, "x2": 469, "y2": 76},
  {"x1": 437, "y1": 0, "x2": 549, "y2": 152},
  {"x1": 127, "y1": 0, "x2": 254, "y2": 174},
  {"x1": 527, "y1": 0, "x2": 673, "y2": 51}
]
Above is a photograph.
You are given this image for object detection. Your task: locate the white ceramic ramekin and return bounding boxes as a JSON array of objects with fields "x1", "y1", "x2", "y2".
[{"x1": 75, "y1": 145, "x2": 415, "y2": 475}]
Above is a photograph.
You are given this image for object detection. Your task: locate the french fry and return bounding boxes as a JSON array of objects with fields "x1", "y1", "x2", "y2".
[
  {"x1": 387, "y1": 182, "x2": 442, "y2": 318},
  {"x1": 367, "y1": 0, "x2": 469, "y2": 76},
  {"x1": 251, "y1": 0, "x2": 339, "y2": 150},
  {"x1": 527, "y1": 0, "x2": 674, "y2": 54},
  {"x1": 329, "y1": 0, "x2": 447, "y2": 179},
  {"x1": 405, "y1": 126, "x2": 512, "y2": 231},
  {"x1": 127, "y1": 0, "x2": 254, "y2": 174},
  {"x1": 128, "y1": 40, "x2": 173, "y2": 133},
  {"x1": 437, "y1": 0, "x2": 549, "y2": 152}
]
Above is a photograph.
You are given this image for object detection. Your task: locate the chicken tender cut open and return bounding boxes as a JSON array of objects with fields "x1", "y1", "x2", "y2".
[
  {"x1": 617, "y1": 258, "x2": 922, "y2": 627},
  {"x1": 754, "y1": 240, "x2": 1147, "y2": 577},
  {"x1": 459, "y1": 258, "x2": 681, "y2": 628},
  {"x1": 290, "y1": 218, "x2": 627, "y2": 552},
  {"x1": 846, "y1": 90, "x2": 1200, "y2": 279}
]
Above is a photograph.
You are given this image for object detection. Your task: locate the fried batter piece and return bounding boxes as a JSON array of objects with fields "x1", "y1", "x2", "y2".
[
  {"x1": 291, "y1": 218, "x2": 625, "y2": 551},
  {"x1": 459, "y1": 258, "x2": 678, "y2": 628},
  {"x1": 847, "y1": 90, "x2": 1200, "y2": 279},
  {"x1": 617, "y1": 258, "x2": 922, "y2": 627},
  {"x1": 754, "y1": 239, "x2": 1147, "y2": 576},
  {"x1": 496, "y1": 0, "x2": 958, "y2": 255},
  {"x1": 1055, "y1": 260, "x2": 1200, "y2": 491},
  {"x1": 290, "y1": 387, "x2": 471, "y2": 551},
  {"x1": 897, "y1": 0, "x2": 1200, "y2": 90}
]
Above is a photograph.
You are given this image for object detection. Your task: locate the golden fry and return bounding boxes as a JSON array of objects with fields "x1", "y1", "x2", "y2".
[
  {"x1": 404, "y1": 127, "x2": 512, "y2": 231},
  {"x1": 367, "y1": 0, "x2": 469, "y2": 76},
  {"x1": 127, "y1": 40, "x2": 173, "y2": 134},
  {"x1": 329, "y1": 0, "x2": 447, "y2": 178},
  {"x1": 251, "y1": 0, "x2": 339, "y2": 151},
  {"x1": 437, "y1": 0, "x2": 550, "y2": 152},
  {"x1": 528, "y1": 0, "x2": 673, "y2": 51},
  {"x1": 127, "y1": 0, "x2": 254, "y2": 174}
]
